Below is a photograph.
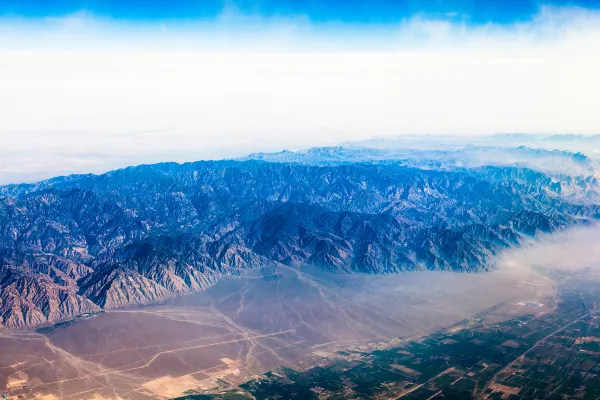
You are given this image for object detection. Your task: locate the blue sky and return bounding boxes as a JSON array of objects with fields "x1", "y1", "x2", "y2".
[
  {"x1": 2, "y1": 0, "x2": 600, "y2": 24},
  {"x1": 1, "y1": 0, "x2": 600, "y2": 183},
  {"x1": 3, "y1": 0, "x2": 600, "y2": 51}
]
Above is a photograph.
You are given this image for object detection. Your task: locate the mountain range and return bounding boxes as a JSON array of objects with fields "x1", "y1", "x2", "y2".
[{"x1": 1, "y1": 147, "x2": 599, "y2": 329}]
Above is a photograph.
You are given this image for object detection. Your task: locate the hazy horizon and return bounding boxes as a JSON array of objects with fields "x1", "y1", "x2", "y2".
[
  {"x1": 2, "y1": 0, "x2": 600, "y2": 183},
  {"x1": 0, "y1": 132, "x2": 599, "y2": 185}
]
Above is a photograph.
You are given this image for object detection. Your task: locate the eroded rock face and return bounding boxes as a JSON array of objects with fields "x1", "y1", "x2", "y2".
[
  {"x1": 0, "y1": 266, "x2": 100, "y2": 329},
  {"x1": 0, "y1": 158, "x2": 598, "y2": 328}
]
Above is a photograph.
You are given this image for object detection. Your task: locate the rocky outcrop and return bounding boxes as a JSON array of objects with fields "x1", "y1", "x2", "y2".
[
  {"x1": 79, "y1": 269, "x2": 175, "y2": 309},
  {"x1": 0, "y1": 267, "x2": 100, "y2": 329}
]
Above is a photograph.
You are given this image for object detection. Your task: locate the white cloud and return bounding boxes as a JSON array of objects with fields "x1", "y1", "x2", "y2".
[{"x1": 1, "y1": 7, "x2": 600, "y2": 183}]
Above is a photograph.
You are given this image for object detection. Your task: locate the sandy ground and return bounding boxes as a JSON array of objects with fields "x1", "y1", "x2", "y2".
[{"x1": 1, "y1": 259, "x2": 555, "y2": 400}]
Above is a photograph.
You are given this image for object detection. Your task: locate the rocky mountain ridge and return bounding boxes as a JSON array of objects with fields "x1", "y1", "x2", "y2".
[{"x1": 1, "y1": 158, "x2": 599, "y2": 329}]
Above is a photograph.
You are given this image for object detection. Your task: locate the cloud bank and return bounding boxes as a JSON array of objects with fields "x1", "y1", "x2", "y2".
[{"x1": 1, "y1": 6, "x2": 600, "y2": 182}]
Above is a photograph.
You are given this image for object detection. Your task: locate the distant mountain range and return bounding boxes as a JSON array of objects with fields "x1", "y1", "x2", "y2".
[
  {"x1": 1, "y1": 146, "x2": 599, "y2": 329},
  {"x1": 243, "y1": 145, "x2": 598, "y2": 177}
]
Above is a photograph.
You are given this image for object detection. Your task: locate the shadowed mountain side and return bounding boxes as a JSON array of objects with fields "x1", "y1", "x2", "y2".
[{"x1": 0, "y1": 160, "x2": 598, "y2": 328}]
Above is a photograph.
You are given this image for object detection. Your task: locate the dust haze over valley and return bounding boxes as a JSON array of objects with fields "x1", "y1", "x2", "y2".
[
  {"x1": 499, "y1": 224, "x2": 600, "y2": 272},
  {"x1": 0, "y1": 238, "x2": 565, "y2": 399},
  {"x1": 3, "y1": 219, "x2": 598, "y2": 399}
]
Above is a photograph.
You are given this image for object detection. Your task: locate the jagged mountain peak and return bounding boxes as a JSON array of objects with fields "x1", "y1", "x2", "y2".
[{"x1": 0, "y1": 152, "x2": 599, "y2": 328}]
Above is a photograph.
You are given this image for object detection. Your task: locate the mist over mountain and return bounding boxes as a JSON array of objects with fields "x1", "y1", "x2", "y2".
[
  {"x1": 244, "y1": 145, "x2": 599, "y2": 178},
  {"x1": 1, "y1": 146, "x2": 599, "y2": 329}
]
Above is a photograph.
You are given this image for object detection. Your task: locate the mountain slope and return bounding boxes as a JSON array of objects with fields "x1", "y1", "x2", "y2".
[{"x1": 0, "y1": 159, "x2": 598, "y2": 328}]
